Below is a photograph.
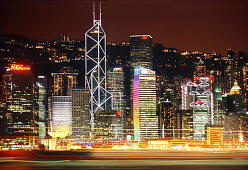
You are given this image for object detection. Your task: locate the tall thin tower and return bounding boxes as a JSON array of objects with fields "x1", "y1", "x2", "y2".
[{"x1": 85, "y1": 1, "x2": 111, "y2": 130}]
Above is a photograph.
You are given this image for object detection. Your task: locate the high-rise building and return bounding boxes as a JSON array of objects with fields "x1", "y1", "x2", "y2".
[
  {"x1": 107, "y1": 67, "x2": 126, "y2": 116},
  {"x1": 242, "y1": 63, "x2": 248, "y2": 111},
  {"x1": 159, "y1": 98, "x2": 174, "y2": 138},
  {"x1": 130, "y1": 35, "x2": 153, "y2": 70},
  {"x1": 1, "y1": 64, "x2": 38, "y2": 137},
  {"x1": 173, "y1": 110, "x2": 193, "y2": 139},
  {"x1": 48, "y1": 96, "x2": 72, "y2": 138},
  {"x1": 208, "y1": 70, "x2": 224, "y2": 125},
  {"x1": 94, "y1": 110, "x2": 123, "y2": 139},
  {"x1": 223, "y1": 51, "x2": 237, "y2": 94},
  {"x1": 67, "y1": 89, "x2": 90, "y2": 139},
  {"x1": 181, "y1": 78, "x2": 193, "y2": 110},
  {"x1": 189, "y1": 77, "x2": 214, "y2": 141},
  {"x1": 51, "y1": 66, "x2": 78, "y2": 96},
  {"x1": 85, "y1": 2, "x2": 112, "y2": 130},
  {"x1": 36, "y1": 76, "x2": 47, "y2": 139},
  {"x1": 224, "y1": 112, "x2": 243, "y2": 143},
  {"x1": 222, "y1": 81, "x2": 243, "y2": 114},
  {"x1": 133, "y1": 66, "x2": 158, "y2": 140},
  {"x1": 130, "y1": 35, "x2": 154, "y2": 138}
]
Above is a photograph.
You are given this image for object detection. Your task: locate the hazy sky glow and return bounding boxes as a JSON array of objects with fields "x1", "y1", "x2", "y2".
[{"x1": 1, "y1": 0, "x2": 247, "y2": 54}]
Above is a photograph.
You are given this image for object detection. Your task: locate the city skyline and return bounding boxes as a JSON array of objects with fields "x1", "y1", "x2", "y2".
[
  {"x1": 1, "y1": 0, "x2": 247, "y2": 54},
  {"x1": 1, "y1": 1, "x2": 248, "y2": 169}
]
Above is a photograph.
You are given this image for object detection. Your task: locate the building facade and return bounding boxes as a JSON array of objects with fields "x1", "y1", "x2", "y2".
[
  {"x1": 1, "y1": 64, "x2": 38, "y2": 138},
  {"x1": 133, "y1": 66, "x2": 158, "y2": 140},
  {"x1": 67, "y1": 89, "x2": 90, "y2": 139},
  {"x1": 48, "y1": 96, "x2": 72, "y2": 138},
  {"x1": 51, "y1": 66, "x2": 78, "y2": 96}
]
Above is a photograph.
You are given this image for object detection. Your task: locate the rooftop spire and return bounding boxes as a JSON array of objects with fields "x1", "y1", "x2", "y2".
[
  {"x1": 93, "y1": 0, "x2": 102, "y2": 25},
  {"x1": 93, "y1": 1, "x2": 95, "y2": 24}
]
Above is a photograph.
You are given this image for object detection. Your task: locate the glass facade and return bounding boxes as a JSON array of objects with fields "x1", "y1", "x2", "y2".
[
  {"x1": 133, "y1": 66, "x2": 158, "y2": 140},
  {"x1": 107, "y1": 67, "x2": 126, "y2": 117},
  {"x1": 48, "y1": 96, "x2": 72, "y2": 138},
  {"x1": 51, "y1": 66, "x2": 78, "y2": 96},
  {"x1": 67, "y1": 89, "x2": 90, "y2": 139},
  {"x1": 1, "y1": 68, "x2": 37, "y2": 137},
  {"x1": 189, "y1": 77, "x2": 213, "y2": 141},
  {"x1": 36, "y1": 76, "x2": 47, "y2": 139}
]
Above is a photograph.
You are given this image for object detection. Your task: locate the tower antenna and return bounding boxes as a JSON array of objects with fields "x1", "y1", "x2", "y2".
[
  {"x1": 100, "y1": 1, "x2": 102, "y2": 24},
  {"x1": 93, "y1": 1, "x2": 95, "y2": 24}
]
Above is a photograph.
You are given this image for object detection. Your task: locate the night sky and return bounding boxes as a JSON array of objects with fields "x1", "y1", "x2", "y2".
[{"x1": 1, "y1": 0, "x2": 247, "y2": 54}]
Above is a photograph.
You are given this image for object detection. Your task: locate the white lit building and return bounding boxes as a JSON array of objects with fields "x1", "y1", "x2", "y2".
[
  {"x1": 189, "y1": 77, "x2": 214, "y2": 141},
  {"x1": 48, "y1": 96, "x2": 72, "y2": 138}
]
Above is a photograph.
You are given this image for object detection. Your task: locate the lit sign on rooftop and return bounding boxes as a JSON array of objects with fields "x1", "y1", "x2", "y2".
[
  {"x1": 10, "y1": 64, "x2": 31, "y2": 71},
  {"x1": 142, "y1": 36, "x2": 148, "y2": 40}
]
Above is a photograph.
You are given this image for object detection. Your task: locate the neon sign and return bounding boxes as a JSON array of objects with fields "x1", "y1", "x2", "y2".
[
  {"x1": 142, "y1": 36, "x2": 148, "y2": 40},
  {"x1": 10, "y1": 64, "x2": 31, "y2": 71}
]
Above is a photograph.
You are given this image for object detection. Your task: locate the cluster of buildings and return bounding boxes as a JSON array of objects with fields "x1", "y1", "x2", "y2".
[{"x1": 0, "y1": 6, "x2": 248, "y2": 150}]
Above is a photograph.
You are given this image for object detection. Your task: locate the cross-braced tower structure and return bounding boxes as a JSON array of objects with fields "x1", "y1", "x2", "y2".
[
  {"x1": 188, "y1": 77, "x2": 214, "y2": 141},
  {"x1": 85, "y1": 2, "x2": 112, "y2": 130}
]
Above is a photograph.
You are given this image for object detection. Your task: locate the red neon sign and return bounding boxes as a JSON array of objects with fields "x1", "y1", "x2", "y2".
[
  {"x1": 10, "y1": 64, "x2": 31, "y2": 71},
  {"x1": 142, "y1": 36, "x2": 148, "y2": 40}
]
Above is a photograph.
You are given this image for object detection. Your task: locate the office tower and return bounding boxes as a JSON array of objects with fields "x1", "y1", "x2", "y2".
[
  {"x1": 67, "y1": 89, "x2": 90, "y2": 139},
  {"x1": 208, "y1": 70, "x2": 224, "y2": 125},
  {"x1": 51, "y1": 66, "x2": 78, "y2": 96},
  {"x1": 181, "y1": 110, "x2": 193, "y2": 139},
  {"x1": 222, "y1": 81, "x2": 243, "y2": 113},
  {"x1": 172, "y1": 76, "x2": 183, "y2": 109},
  {"x1": 36, "y1": 76, "x2": 47, "y2": 139},
  {"x1": 206, "y1": 125, "x2": 224, "y2": 146},
  {"x1": 107, "y1": 67, "x2": 126, "y2": 115},
  {"x1": 242, "y1": 63, "x2": 248, "y2": 110},
  {"x1": 133, "y1": 66, "x2": 158, "y2": 140},
  {"x1": 189, "y1": 77, "x2": 214, "y2": 141},
  {"x1": 181, "y1": 78, "x2": 193, "y2": 110},
  {"x1": 130, "y1": 35, "x2": 153, "y2": 70},
  {"x1": 1, "y1": 64, "x2": 38, "y2": 137},
  {"x1": 130, "y1": 35, "x2": 154, "y2": 137},
  {"x1": 85, "y1": 2, "x2": 111, "y2": 130},
  {"x1": 159, "y1": 98, "x2": 173, "y2": 138},
  {"x1": 106, "y1": 43, "x2": 131, "y2": 135},
  {"x1": 224, "y1": 112, "x2": 244, "y2": 143},
  {"x1": 223, "y1": 50, "x2": 238, "y2": 94},
  {"x1": 173, "y1": 110, "x2": 193, "y2": 139},
  {"x1": 48, "y1": 96, "x2": 72, "y2": 138},
  {"x1": 94, "y1": 110, "x2": 123, "y2": 139}
]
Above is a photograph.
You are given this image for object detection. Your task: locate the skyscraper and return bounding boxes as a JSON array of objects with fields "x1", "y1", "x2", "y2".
[
  {"x1": 133, "y1": 66, "x2": 158, "y2": 140},
  {"x1": 130, "y1": 35, "x2": 153, "y2": 70},
  {"x1": 130, "y1": 35, "x2": 154, "y2": 138},
  {"x1": 189, "y1": 77, "x2": 214, "y2": 141},
  {"x1": 67, "y1": 89, "x2": 90, "y2": 139},
  {"x1": 94, "y1": 110, "x2": 123, "y2": 139},
  {"x1": 242, "y1": 63, "x2": 248, "y2": 111},
  {"x1": 85, "y1": 2, "x2": 111, "y2": 130},
  {"x1": 48, "y1": 96, "x2": 72, "y2": 138},
  {"x1": 51, "y1": 66, "x2": 78, "y2": 96},
  {"x1": 107, "y1": 67, "x2": 126, "y2": 116},
  {"x1": 1, "y1": 64, "x2": 38, "y2": 137},
  {"x1": 36, "y1": 76, "x2": 47, "y2": 139}
]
